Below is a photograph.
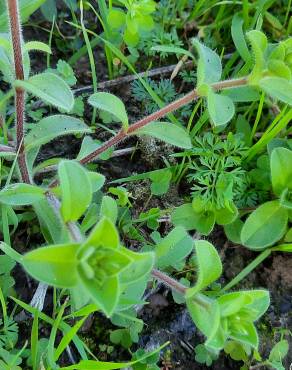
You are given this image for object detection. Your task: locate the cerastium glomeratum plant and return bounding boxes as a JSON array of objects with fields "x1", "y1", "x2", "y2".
[{"x1": 0, "y1": 0, "x2": 292, "y2": 367}]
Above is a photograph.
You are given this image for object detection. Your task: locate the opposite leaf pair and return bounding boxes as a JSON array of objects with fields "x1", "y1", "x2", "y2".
[
  {"x1": 194, "y1": 39, "x2": 236, "y2": 127},
  {"x1": 185, "y1": 241, "x2": 269, "y2": 352},
  {"x1": 2, "y1": 217, "x2": 155, "y2": 317},
  {"x1": 247, "y1": 30, "x2": 292, "y2": 105}
]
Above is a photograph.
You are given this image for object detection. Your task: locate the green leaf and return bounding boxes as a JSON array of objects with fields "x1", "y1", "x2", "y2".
[
  {"x1": 259, "y1": 77, "x2": 292, "y2": 105},
  {"x1": 242, "y1": 290, "x2": 270, "y2": 321},
  {"x1": 241, "y1": 200, "x2": 288, "y2": 250},
  {"x1": 59, "y1": 160, "x2": 92, "y2": 222},
  {"x1": 88, "y1": 93, "x2": 128, "y2": 129},
  {"x1": 186, "y1": 295, "x2": 220, "y2": 340},
  {"x1": 193, "y1": 39, "x2": 222, "y2": 86},
  {"x1": 224, "y1": 86, "x2": 260, "y2": 102},
  {"x1": 77, "y1": 136, "x2": 113, "y2": 161},
  {"x1": 25, "y1": 115, "x2": 90, "y2": 151},
  {"x1": 100, "y1": 196, "x2": 118, "y2": 224},
  {"x1": 137, "y1": 14, "x2": 154, "y2": 31},
  {"x1": 135, "y1": 122, "x2": 192, "y2": 149},
  {"x1": 230, "y1": 321, "x2": 258, "y2": 348},
  {"x1": 231, "y1": 14, "x2": 251, "y2": 63},
  {"x1": 22, "y1": 243, "x2": 79, "y2": 287},
  {"x1": 88, "y1": 172, "x2": 105, "y2": 193},
  {"x1": 24, "y1": 41, "x2": 51, "y2": 54},
  {"x1": 107, "y1": 9, "x2": 126, "y2": 29},
  {"x1": 79, "y1": 273, "x2": 119, "y2": 317},
  {"x1": 117, "y1": 280, "x2": 147, "y2": 310},
  {"x1": 235, "y1": 114, "x2": 252, "y2": 144},
  {"x1": 0, "y1": 242, "x2": 23, "y2": 264},
  {"x1": 218, "y1": 292, "x2": 252, "y2": 317},
  {"x1": 34, "y1": 198, "x2": 69, "y2": 244},
  {"x1": 207, "y1": 90, "x2": 235, "y2": 127},
  {"x1": 78, "y1": 245, "x2": 132, "y2": 287},
  {"x1": 186, "y1": 240, "x2": 222, "y2": 298},
  {"x1": 15, "y1": 73, "x2": 74, "y2": 112},
  {"x1": 119, "y1": 251, "x2": 155, "y2": 284},
  {"x1": 224, "y1": 218, "x2": 244, "y2": 244},
  {"x1": 215, "y1": 203, "x2": 238, "y2": 225},
  {"x1": 171, "y1": 203, "x2": 214, "y2": 233},
  {"x1": 247, "y1": 30, "x2": 268, "y2": 84},
  {"x1": 0, "y1": 183, "x2": 45, "y2": 206},
  {"x1": 56, "y1": 60, "x2": 77, "y2": 86},
  {"x1": 224, "y1": 341, "x2": 249, "y2": 362},
  {"x1": 271, "y1": 147, "x2": 292, "y2": 196},
  {"x1": 269, "y1": 340, "x2": 289, "y2": 363},
  {"x1": 273, "y1": 243, "x2": 292, "y2": 253},
  {"x1": 126, "y1": 14, "x2": 139, "y2": 34},
  {"x1": 268, "y1": 59, "x2": 291, "y2": 80},
  {"x1": 149, "y1": 169, "x2": 172, "y2": 196},
  {"x1": 284, "y1": 228, "x2": 292, "y2": 242},
  {"x1": 171, "y1": 204, "x2": 194, "y2": 230},
  {"x1": 123, "y1": 28, "x2": 139, "y2": 46},
  {"x1": 156, "y1": 226, "x2": 193, "y2": 269},
  {"x1": 280, "y1": 188, "x2": 292, "y2": 210},
  {"x1": 40, "y1": 0, "x2": 57, "y2": 22}
]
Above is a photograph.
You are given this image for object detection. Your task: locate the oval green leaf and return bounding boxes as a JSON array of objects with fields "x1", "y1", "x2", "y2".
[
  {"x1": 0, "y1": 183, "x2": 45, "y2": 206},
  {"x1": 193, "y1": 39, "x2": 222, "y2": 85},
  {"x1": 22, "y1": 243, "x2": 80, "y2": 287},
  {"x1": 241, "y1": 200, "x2": 288, "y2": 250},
  {"x1": 25, "y1": 41, "x2": 52, "y2": 54},
  {"x1": 186, "y1": 240, "x2": 222, "y2": 298},
  {"x1": 15, "y1": 73, "x2": 74, "y2": 112},
  {"x1": 270, "y1": 147, "x2": 292, "y2": 196},
  {"x1": 88, "y1": 92, "x2": 128, "y2": 128},
  {"x1": 207, "y1": 90, "x2": 235, "y2": 127},
  {"x1": 58, "y1": 160, "x2": 92, "y2": 222},
  {"x1": 259, "y1": 77, "x2": 292, "y2": 105},
  {"x1": 135, "y1": 121, "x2": 192, "y2": 149},
  {"x1": 25, "y1": 115, "x2": 91, "y2": 151}
]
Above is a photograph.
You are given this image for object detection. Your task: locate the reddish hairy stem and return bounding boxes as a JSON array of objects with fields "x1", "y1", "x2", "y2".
[
  {"x1": 7, "y1": 0, "x2": 30, "y2": 183},
  {"x1": 79, "y1": 77, "x2": 247, "y2": 166},
  {"x1": 152, "y1": 268, "x2": 187, "y2": 294},
  {"x1": 7, "y1": 0, "x2": 24, "y2": 81},
  {"x1": 47, "y1": 77, "x2": 247, "y2": 189}
]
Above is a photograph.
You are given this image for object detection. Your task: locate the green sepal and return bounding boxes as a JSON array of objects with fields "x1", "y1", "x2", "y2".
[
  {"x1": 78, "y1": 273, "x2": 120, "y2": 317},
  {"x1": 229, "y1": 321, "x2": 259, "y2": 349},
  {"x1": 83, "y1": 217, "x2": 119, "y2": 250}
]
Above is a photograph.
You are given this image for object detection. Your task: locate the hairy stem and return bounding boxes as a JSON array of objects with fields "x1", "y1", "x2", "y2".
[
  {"x1": 79, "y1": 77, "x2": 247, "y2": 165},
  {"x1": 48, "y1": 76, "x2": 247, "y2": 189},
  {"x1": 152, "y1": 269, "x2": 210, "y2": 308},
  {"x1": 6, "y1": 0, "x2": 30, "y2": 183},
  {"x1": 152, "y1": 268, "x2": 187, "y2": 294}
]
